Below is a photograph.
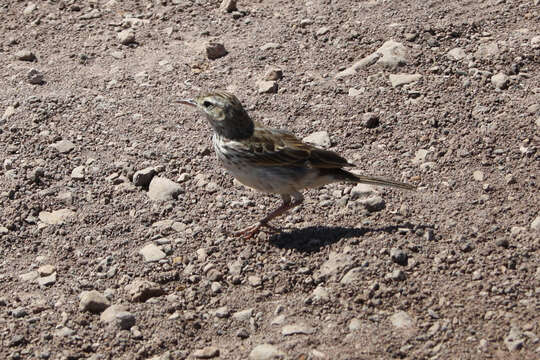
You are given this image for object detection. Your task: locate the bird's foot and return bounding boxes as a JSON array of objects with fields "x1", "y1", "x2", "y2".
[{"x1": 234, "y1": 222, "x2": 280, "y2": 240}]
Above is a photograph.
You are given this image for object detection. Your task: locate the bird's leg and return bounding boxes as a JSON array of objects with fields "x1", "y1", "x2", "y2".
[{"x1": 235, "y1": 192, "x2": 304, "y2": 239}]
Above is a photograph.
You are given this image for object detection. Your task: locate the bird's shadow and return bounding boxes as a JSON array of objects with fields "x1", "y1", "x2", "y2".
[{"x1": 269, "y1": 223, "x2": 433, "y2": 253}]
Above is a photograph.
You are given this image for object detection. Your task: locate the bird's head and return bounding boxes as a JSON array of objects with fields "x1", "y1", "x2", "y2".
[{"x1": 179, "y1": 91, "x2": 254, "y2": 139}]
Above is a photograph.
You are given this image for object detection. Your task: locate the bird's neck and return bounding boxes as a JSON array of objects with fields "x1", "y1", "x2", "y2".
[{"x1": 216, "y1": 109, "x2": 254, "y2": 140}]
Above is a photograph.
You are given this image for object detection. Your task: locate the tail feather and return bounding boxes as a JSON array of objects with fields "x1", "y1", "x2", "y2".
[{"x1": 333, "y1": 169, "x2": 417, "y2": 191}]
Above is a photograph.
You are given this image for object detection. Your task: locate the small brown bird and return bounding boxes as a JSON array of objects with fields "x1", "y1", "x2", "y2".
[{"x1": 180, "y1": 91, "x2": 416, "y2": 239}]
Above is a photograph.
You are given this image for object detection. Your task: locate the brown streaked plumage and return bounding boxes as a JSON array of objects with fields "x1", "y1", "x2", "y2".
[{"x1": 180, "y1": 91, "x2": 416, "y2": 239}]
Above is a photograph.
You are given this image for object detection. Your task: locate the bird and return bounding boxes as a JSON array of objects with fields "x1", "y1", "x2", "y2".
[{"x1": 179, "y1": 91, "x2": 416, "y2": 239}]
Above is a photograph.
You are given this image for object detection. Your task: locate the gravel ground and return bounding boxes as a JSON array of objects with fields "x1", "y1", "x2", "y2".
[{"x1": 1, "y1": 0, "x2": 539, "y2": 359}]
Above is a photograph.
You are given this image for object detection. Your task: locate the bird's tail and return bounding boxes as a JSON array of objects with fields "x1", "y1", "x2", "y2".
[{"x1": 334, "y1": 169, "x2": 417, "y2": 191}]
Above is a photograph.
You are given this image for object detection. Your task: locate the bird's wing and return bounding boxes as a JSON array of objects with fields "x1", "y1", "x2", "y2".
[{"x1": 240, "y1": 126, "x2": 353, "y2": 168}]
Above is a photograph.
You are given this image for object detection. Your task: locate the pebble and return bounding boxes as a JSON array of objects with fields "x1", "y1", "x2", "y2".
[
  {"x1": 248, "y1": 275, "x2": 262, "y2": 287},
  {"x1": 388, "y1": 269, "x2": 406, "y2": 281},
  {"x1": 71, "y1": 166, "x2": 85, "y2": 180},
  {"x1": 412, "y1": 149, "x2": 429, "y2": 164},
  {"x1": 38, "y1": 209, "x2": 75, "y2": 225},
  {"x1": 316, "y1": 27, "x2": 330, "y2": 36},
  {"x1": 282, "y1": 324, "x2": 315, "y2": 336},
  {"x1": 133, "y1": 167, "x2": 156, "y2": 187},
  {"x1": 15, "y1": 49, "x2": 36, "y2": 61},
  {"x1": 249, "y1": 344, "x2": 285, "y2": 360},
  {"x1": 303, "y1": 131, "x2": 331, "y2": 149},
  {"x1": 192, "y1": 346, "x2": 220, "y2": 359},
  {"x1": 220, "y1": 0, "x2": 237, "y2": 13},
  {"x1": 19, "y1": 271, "x2": 39, "y2": 282},
  {"x1": 79, "y1": 290, "x2": 110, "y2": 313},
  {"x1": 263, "y1": 66, "x2": 283, "y2": 81},
  {"x1": 118, "y1": 30, "x2": 136, "y2": 45},
  {"x1": 491, "y1": 72, "x2": 508, "y2": 89},
  {"x1": 100, "y1": 305, "x2": 135, "y2": 330},
  {"x1": 347, "y1": 318, "x2": 362, "y2": 332},
  {"x1": 475, "y1": 42, "x2": 500, "y2": 59},
  {"x1": 259, "y1": 43, "x2": 281, "y2": 51},
  {"x1": 348, "y1": 88, "x2": 364, "y2": 97},
  {"x1": 531, "y1": 216, "x2": 540, "y2": 232},
  {"x1": 125, "y1": 279, "x2": 164, "y2": 302},
  {"x1": 358, "y1": 195, "x2": 385, "y2": 212},
  {"x1": 148, "y1": 177, "x2": 183, "y2": 201},
  {"x1": 232, "y1": 308, "x2": 253, "y2": 322},
  {"x1": 12, "y1": 307, "x2": 28, "y2": 318},
  {"x1": 50, "y1": 140, "x2": 75, "y2": 153},
  {"x1": 214, "y1": 306, "x2": 230, "y2": 318},
  {"x1": 257, "y1": 80, "x2": 278, "y2": 94},
  {"x1": 362, "y1": 112, "x2": 379, "y2": 128},
  {"x1": 316, "y1": 251, "x2": 353, "y2": 282},
  {"x1": 206, "y1": 42, "x2": 227, "y2": 60},
  {"x1": 376, "y1": 40, "x2": 408, "y2": 68},
  {"x1": 389, "y1": 73, "x2": 422, "y2": 87},
  {"x1": 311, "y1": 285, "x2": 329, "y2": 303},
  {"x1": 350, "y1": 183, "x2": 375, "y2": 199},
  {"x1": 504, "y1": 326, "x2": 524, "y2": 351},
  {"x1": 472, "y1": 270, "x2": 483, "y2": 280},
  {"x1": 139, "y1": 243, "x2": 166, "y2": 262},
  {"x1": 27, "y1": 68, "x2": 44, "y2": 85},
  {"x1": 389, "y1": 248, "x2": 406, "y2": 265},
  {"x1": 447, "y1": 47, "x2": 466, "y2": 60},
  {"x1": 38, "y1": 273, "x2": 56, "y2": 287},
  {"x1": 2, "y1": 105, "x2": 16, "y2": 121},
  {"x1": 390, "y1": 311, "x2": 415, "y2": 329},
  {"x1": 340, "y1": 267, "x2": 362, "y2": 284},
  {"x1": 473, "y1": 170, "x2": 484, "y2": 181},
  {"x1": 23, "y1": 2, "x2": 37, "y2": 15}
]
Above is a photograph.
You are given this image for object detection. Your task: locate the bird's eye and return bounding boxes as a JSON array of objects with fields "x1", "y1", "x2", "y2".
[{"x1": 202, "y1": 101, "x2": 213, "y2": 108}]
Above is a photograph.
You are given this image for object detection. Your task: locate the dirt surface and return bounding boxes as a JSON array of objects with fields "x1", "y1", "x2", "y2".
[{"x1": 1, "y1": 0, "x2": 539, "y2": 359}]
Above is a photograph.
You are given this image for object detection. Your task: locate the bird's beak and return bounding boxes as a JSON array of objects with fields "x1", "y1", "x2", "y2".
[{"x1": 178, "y1": 98, "x2": 197, "y2": 107}]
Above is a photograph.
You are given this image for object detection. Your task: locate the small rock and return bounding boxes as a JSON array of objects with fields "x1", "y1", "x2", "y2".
[
  {"x1": 219, "y1": 0, "x2": 237, "y2": 13},
  {"x1": 148, "y1": 177, "x2": 183, "y2": 201},
  {"x1": 257, "y1": 80, "x2": 278, "y2": 94},
  {"x1": 233, "y1": 308, "x2": 253, "y2": 322},
  {"x1": 531, "y1": 216, "x2": 540, "y2": 232},
  {"x1": 71, "y1": 166, "x2": 85, "y2": 180},
  {"x1": 79, "y1": 290, "x2": 110, "y2": 313},
  {"x1": 388, "y1": 269, "x2": 406, "y2": 281},
  {"x1": 248, "y1": 275, "x2": 262, "y2": 287},
  {"x1": 38, "y1": 273, "x2": 57, "y2": 287},
  {"x1": 390, "y1": 248, "x2": 408, "y2": 266},
  {"x1": 316, "y1": 251, "x2": 354, "y2": 282},
  {"x1": 125, "y1": 279, "x2": 164, "y2": 302},
  {"x1": 350, "y1": 183, "x2": 375, "y2": 199},
  {"x1": 348, "y1": 88, "x2": 364, "y2": 97},
  {"x1": 133, "y1": 167, "x2": 156, "y2": 187},
  {"x1": 340, "y1": 267, "x2": 363, "y2": 284},
  {"x1": 412, "y1": 149, "x2": 429, "y2": 164},
  {"x1": 376, "y1": 40, "x2": 408, "y2": 68},
  {"x1": 206, "y1": 42, "x2": 227, "y2": 60},
  {"x1": 2, "y1": 105, "x2": 16, "y2": 120},
  {"x1": 15, "y1": 49, "x2": 36, "y2": 61},
  {"x1": 447, "y1": 47, "x2": 466, "y2": 60},
  {"x1": 390, "y1": 311, "x2": 414, "y2": 329},
  {"x1": 505, "y1": 174, "x2": 516, "y2": 185},
  {"x1": 473, "y1": 170, "x2": 484, "y2": 181},
  {"x1": 389, "y1": 73, "x2": 422, "y2": 87},
  {"x1": 495, "y1": 238, "x2": 509, "y2": 248},
  {"x1": 192, "y1": 346, "x2": 220, "y2": 359},
  {"x1": 349, "y1": 318, "x2": 362, "y2": 331},
  {"x1": 259, "y1": 43, "x2": 281, "y2": 51},
  {"x1": 100, "y1": 305, "x2": 135, "y2": 330},
  {"x1": 23, "y1": 2, "x2": 37, "y2": 15},
  {"x1": 362, "y1": 112, "x2": 379, "y2": 128},
  {"x1": 50, "y1": 140, "x2": 75, "y2": 153},
  {"x1": 472, "y1": 270, "x2": 483, "y2": 280},
  {"x1": 359, "y1": 195, "x2": 385, "y2": 212},
  {"x1": 475, "y1": 42, "x2": 500, "y2": 59},
  {"x1": 19, "y1": 271, "x2": 39, "y2": 282},
  {"x1": 214, "y1": 306, "x2": 230, "y2": 318},
  {"x1": 263, "y1": 66, "x2": 283, "y2": 81},
  {"x1": 12, "y1": 307, "x2": 27, "y2": 318},
  {"x1": 504, "y1": 327, "x2": 524, "y2": 351},
  {"x1": 118, "y1": 30, "x2": 136, "y2": 45},
  {"x1": 38, "y1": 209, "x2": 75, "y2": 225},
  {"x1": 316, "y1": 27, "x2": 330, "y2": 36},
  {"x1": 311, "y1": 285, "x2": 329, "y2": 303},
  {"x1": 139, "y1": 243, "x2": 166, "y2": 262},
  {"x1": 27, "y1": 68, "x2": 44, "y2": 85},
  {"x1": 249, "y1": 344, "x2": 285, "y2": 360},
  {"x1": 282, "y1": 324, "x2": 315, "y2": 336},
  {"x1": 303, "y1": 131, "x2": 331, "y2": 148},
  {"x1": 491, "y1": 72, "x2": 508, "y2": 90}
]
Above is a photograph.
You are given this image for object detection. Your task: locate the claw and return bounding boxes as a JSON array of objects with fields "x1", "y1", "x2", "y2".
[{"x1": 234, "y1": 222, "x2": 280, "y2": 240}]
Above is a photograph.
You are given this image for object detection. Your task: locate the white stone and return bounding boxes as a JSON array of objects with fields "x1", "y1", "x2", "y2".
[
  {"x1": 249, "y1": 344, "x2": 285, "y2": 360},
  {"x1": 389, "y1": 73, "x2": 422, "y2": 87},
  {"x1": 139, "y1": 243, "x2": 166, "y2": 262},
  {"x1": 303, "y1": 131, "x2": 331, "y2": 148}
]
